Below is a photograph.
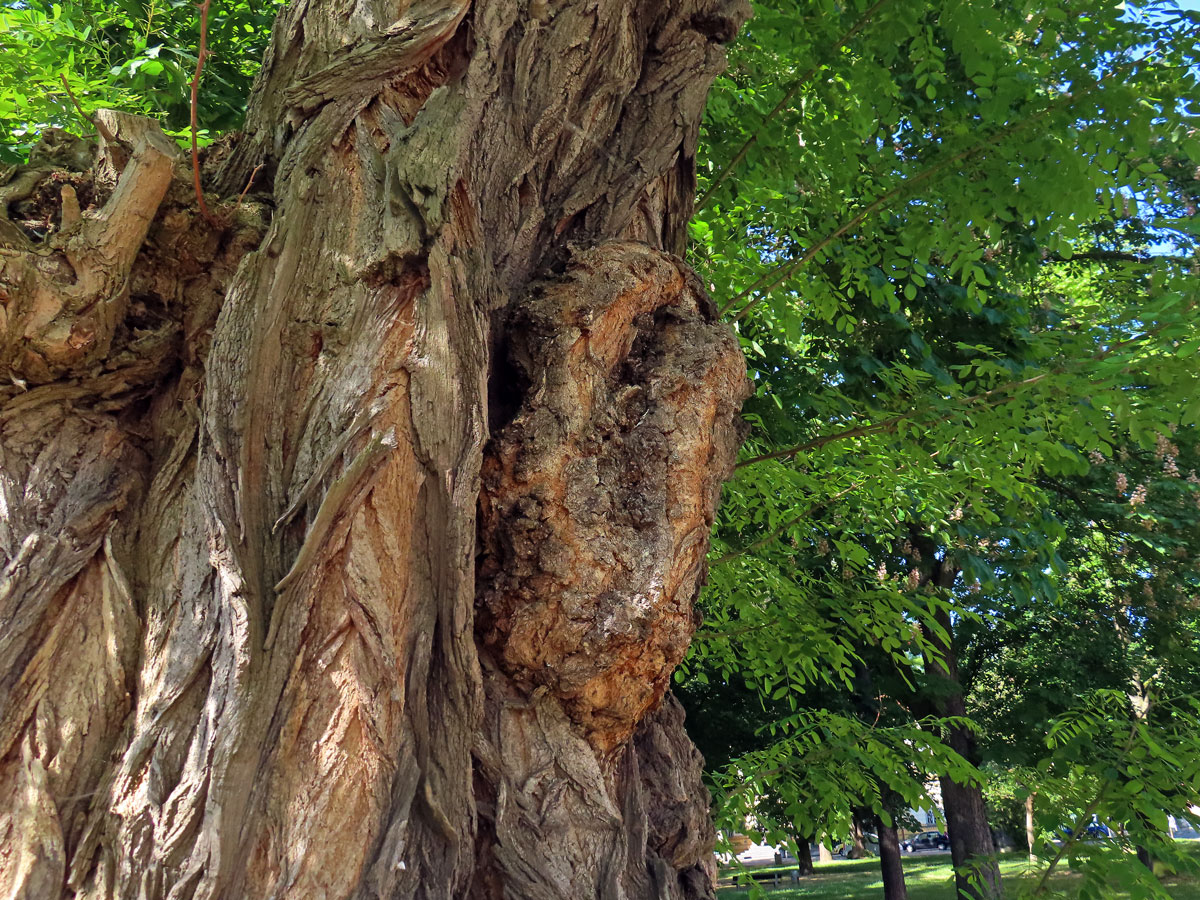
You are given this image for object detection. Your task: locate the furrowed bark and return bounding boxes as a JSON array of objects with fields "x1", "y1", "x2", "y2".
[{"x1": 0, "y1": 0, "x2": 750, "y2": 898}]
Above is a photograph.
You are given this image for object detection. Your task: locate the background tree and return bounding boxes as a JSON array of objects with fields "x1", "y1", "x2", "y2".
[{"x1": 687, "y1": 0, "x2": 1199, "y2": 897}]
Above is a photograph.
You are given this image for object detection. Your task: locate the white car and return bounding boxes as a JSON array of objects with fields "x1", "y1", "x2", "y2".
[{"x1": 734, "y1": 843, "x2": 785, "y2": 867}]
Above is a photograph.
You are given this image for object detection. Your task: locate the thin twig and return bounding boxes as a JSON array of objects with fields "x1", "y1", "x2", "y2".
[
  {"x1": 235, "y1": 163, "x2": 263, "y2": 209},
  {"x1": 720, "y1": 133, "x2": 1016, "y2": 321},
  {"x1": 718, "y1": 69, "x2": 1130, "y2": 322},
  {"x1": 1048, "y1": 249, "x2": 1193, "y2": 267},
  {"x1": 190, "y1": 0, "x2": 219, "y2": 227},
  {"x1": 696, "y1": 0, "x2": 896, "y2": 213},
  {"x1": 58, "y1": 74, "x2": 116, "y2": 143},
  {"x1": 736, "y1": 373, "x2": 1054, "y2": 469},
  {"x1": 736, "y1": 305, "x2": 1186, "y2": 471}
]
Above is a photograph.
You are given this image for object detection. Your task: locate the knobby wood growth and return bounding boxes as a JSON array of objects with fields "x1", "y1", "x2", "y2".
[{"x1": 0, "y1": 0, "x2": 751, "y2": 897}]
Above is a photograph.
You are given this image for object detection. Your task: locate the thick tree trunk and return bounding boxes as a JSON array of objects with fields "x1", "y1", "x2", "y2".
[
  {"x1": 0, "y1": 0, "x2": 750, "y2": 897},
  {"x1": 795, "y1": 838, "x2": 813, "y2": 877},
  {"x1": 876, "y1": 818, "x2": 908, "y2": 900},
  {"x1": 818, "y1": 842, "x2": 833, "y2": 864},
  {"x1": 922, "y1": 569, "x2": 1004, "y2": 900}
]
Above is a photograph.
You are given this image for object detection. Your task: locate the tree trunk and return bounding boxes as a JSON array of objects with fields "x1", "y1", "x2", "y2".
[
  {"x1": 924, "y1": 593, "x2": 1004, "y2": 900},
  {"x1": 847, "y1": 811, "x2": 868, "y2": 859},
  {"x1": 1128, "y1": 678, "x2": 1158, "y2": 876},
  {"x1": 876, "y1": 817, "x2": 908, "y2": 900},
  {"x1": 0, "y1": 0, "x2": 751, "y2": 897},
  {"x1": 1025, "y1": 793, "x2": 1036, "y2": 865},
  {"x1": 795, "y1": 838, "x2": 814, "y2": 877},
  {"x1": 819, "y1": 842, "x2": 834, "y2": 863}
]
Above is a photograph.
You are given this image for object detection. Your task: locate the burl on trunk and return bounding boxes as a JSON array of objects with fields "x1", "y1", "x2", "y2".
[{"x1": 0, "y1": 0, "x2": 750, "y2": 897}]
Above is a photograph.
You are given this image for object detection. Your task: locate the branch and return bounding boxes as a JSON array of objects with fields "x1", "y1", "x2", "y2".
[
  {"x1": 736, "y1": 372, "x2": 1053, "y2": 469},
  {"x1": 718, "y1": 74, "x2": 1117, "y2": 322},
  {"x1": 695, "y1": 0, "x2": 896, "y2": 214},
  {"x1": 0, "y1": 113, "x2": 179, "y2": 382},
  {"x1": 1029, "y1": 746, "x2": 1125, "y2": 896},
  {"x1": 730, "y1": 259, "x2": 1193, "y2": 470},
  {"x1": 58, "y1": 74, "x2": 116, "y2": 144},
  {"x1": 1047, "y1": 249, "x2": 1195, "y2": 268},
  {"x1": 711, "y1": 482, "x2": 862, "y2": 564},
  {"x1": 721, "y1": 128, "x2": 1028, "y2": 321}
]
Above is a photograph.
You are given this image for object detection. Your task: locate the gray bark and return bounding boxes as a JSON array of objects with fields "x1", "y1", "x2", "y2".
[{"x1": 0, "y1": 0, "x2": 750, "y2": 897}]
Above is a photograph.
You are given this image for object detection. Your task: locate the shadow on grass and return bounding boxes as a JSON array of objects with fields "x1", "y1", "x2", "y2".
[{"x1": 716, "y1": 849, "x2": 1200, "y2": 900}]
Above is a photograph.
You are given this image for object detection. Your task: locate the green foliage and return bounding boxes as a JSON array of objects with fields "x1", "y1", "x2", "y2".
[
  {"x1": 688, "y1": 0, "x2": 1200, "y2": 887},
  {"x1": 708, "y1": 705, "x2": 976, "y2": 849},
  {"x1": 0, "y1": 0, "x2": 280, "y2": 161},
  {"x1": 1021, "y1": 689, "x2": 1200, "y2": 899}
]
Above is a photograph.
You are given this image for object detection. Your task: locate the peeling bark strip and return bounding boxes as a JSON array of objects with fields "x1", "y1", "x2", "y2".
[{"x1": 0, "y1": 0, "x2": 749, "y2": 897}]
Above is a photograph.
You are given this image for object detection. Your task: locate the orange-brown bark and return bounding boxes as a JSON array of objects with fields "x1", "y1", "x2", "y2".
[{"x1": 479, "y1": 244, "x2": 747, "y2": 751}]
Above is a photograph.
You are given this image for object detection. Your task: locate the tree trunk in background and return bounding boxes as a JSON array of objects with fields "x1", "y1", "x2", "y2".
[
  {"x1": 795, "y1": 838, "x2": 814, "y2": 876},
  {"x1": 1025, "y1": 793, "x2": 1036, "y2": 865},
  {"x1": 848, "y1": 811, "x2": 868, "y2": 859},
  {"x1": 1127, "y1": 664, "x2": 1159, "y2": 875},
  {"x1": 0, "y1": 0, "x2": 750, "y2": 896},
  {"x1": 876, "y1": 818, "x2": 908, "y2": 900},
  {"x1": 923, "y1": 560, "x2": 1004, "y2": 900},
  {"x1": 819, "y1": 842, "x2": 834, "y2": 863}
]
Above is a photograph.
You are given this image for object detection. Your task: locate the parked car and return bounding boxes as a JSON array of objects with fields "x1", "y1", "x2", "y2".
[
  {"x1": 901, "y1": 831, "x2": 951, "y2": 853},
  {"x1": 718, "y1": 842, "x2": 787, "y2": 868},
  {"x1": 1061, "y1": 819, "x2": 1111, "y2": 840}
]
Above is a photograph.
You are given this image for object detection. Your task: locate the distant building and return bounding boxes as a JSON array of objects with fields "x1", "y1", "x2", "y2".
[{"x1": 904, "y1": 780, "x2": 944, "y2": 836}]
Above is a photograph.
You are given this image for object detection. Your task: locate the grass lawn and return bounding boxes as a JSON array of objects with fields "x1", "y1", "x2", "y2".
[{"x1": 716, "y1": 852, "x2": 1200, "y2": 899}]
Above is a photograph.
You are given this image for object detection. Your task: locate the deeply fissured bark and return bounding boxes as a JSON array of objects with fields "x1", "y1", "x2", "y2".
[{"x1": 0, "y1": 0, "x2": 750, "y2": 897}]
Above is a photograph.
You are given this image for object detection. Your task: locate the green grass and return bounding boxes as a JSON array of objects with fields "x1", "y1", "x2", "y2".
[{"x1": 716, "y1": 852, "x2": 1200, "y2": 899}]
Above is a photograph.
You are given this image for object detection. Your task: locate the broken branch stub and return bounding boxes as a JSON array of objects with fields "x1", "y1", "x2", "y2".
[{"x1": 0, "y1": 112, "x2": 179, "y2": 384}]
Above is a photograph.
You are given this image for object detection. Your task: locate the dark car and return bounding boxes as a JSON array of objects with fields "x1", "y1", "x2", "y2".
[{"x1": 901, "y1": 831, "x2": 951, "y2": 853}]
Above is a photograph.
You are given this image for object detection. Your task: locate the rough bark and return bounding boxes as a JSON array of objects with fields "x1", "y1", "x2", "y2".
[
  {"x1": 0, "y1": 0, "x2": 751, "y2": 897},
  {"x1": 876, "y1": 817, "x2": 908, "y2": 900}
]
